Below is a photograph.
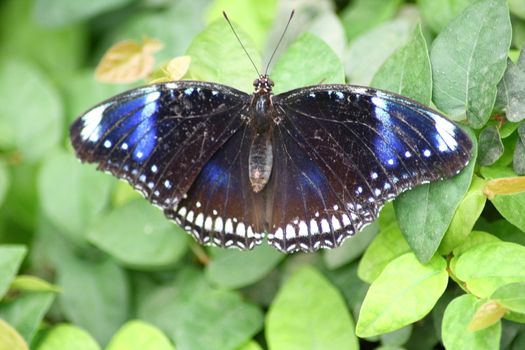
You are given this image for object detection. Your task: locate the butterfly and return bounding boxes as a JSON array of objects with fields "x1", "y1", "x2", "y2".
[{"x1": 70, "y1": 72, "x2": 472, "y2": 253}]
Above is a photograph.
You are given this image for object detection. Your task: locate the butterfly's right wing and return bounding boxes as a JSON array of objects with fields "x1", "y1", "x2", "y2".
[{"x1": 70, "y1": 81, "x2": 249, "y2": 210}]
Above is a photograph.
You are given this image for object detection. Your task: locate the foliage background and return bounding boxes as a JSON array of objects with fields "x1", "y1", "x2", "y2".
[{"x1": 1, "y1": 0, "x2": 525, "y2": 349}]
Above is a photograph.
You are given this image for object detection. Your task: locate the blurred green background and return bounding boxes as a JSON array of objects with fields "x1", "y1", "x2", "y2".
[{"x1": 1, "y1": 0, "x2": 525, "y2": 349}]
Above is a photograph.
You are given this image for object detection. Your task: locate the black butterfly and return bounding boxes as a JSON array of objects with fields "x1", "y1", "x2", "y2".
[{"x1": 70, "y1": 74, "x2": 472, "y2": 253}]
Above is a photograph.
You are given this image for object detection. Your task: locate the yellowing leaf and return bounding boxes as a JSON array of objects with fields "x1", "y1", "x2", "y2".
[
  {"x1": 468, "y1": 300, "x2": 507, "y2": 331},
  {"x1": 95, "y1": 38, "x2": 164, "y2": 83},
  {"x1": 0, "y1": 319, "x2": 28, "y2": 350},
  {"x1": 149, "y1": 56, "x2": 191, "y2": 83},
  {"x1": 483, "y1": 176, "x2": 525, "y2": 199}
]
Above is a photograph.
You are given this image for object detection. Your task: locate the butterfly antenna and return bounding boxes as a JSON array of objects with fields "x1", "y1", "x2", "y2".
[
  {"x1": 223, "y1": 11, "x2": 261, "y2": 77},
  {"x1": 264, "y1": 10, "x2": 295, "y2": 76}
]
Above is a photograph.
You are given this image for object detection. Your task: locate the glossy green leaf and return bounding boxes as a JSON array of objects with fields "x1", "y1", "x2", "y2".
[
  {"x1": 106, "y1": 320, "x2": 173, "y2": 350},
  {"x1": 0, "y1": 161, "x2": 9, "y2": 207},
  {"x1": 0, "y1": 292, "x2": 55, "y2": 342},
  {"x1": 439, "y1": 176, "x2": 487, "y2": 254},
  {"x1": 271, "y1": 32, "x2": 344, "y2": 94},
  {"x1": 356, "y1": 253, "x2": 448, "y2": 337},
  {"x1": 478, "y1": 126, "x2": 504, "y2": 166},
  {"x1": 430, "y1": 0, "x2": 511, "y2": 127},
  {"x1": 442, "y1": 294, "x2": 501, "y2": 350},
  {"x1": 57, "y1": 256, "x2": 129, "y2": 345},
  {"x1": 357, "y1": 224, "x2": 411, "y2": 283},
  {"x1": 394, "y1": 129, "x2": 476, "y2": 263},
  {"x1": 0, "y1": 245, "x2": 27, "y2": 299},
  {"x1": 481, "y1": 166, "x2": 525, "y2": 232},
  {"x1": 88, "y1": 200, "x2": 188, "y2": 269},
  {"x1": 206, "y1": 0, "x2": 277, "y2": 50},
  {"x1": 236, "y1": 341, "x2": 263, "y2": 350},
  {"x1": 371, "y1": 23, "x2": 431, "y2": 106},
  {"x1": 453, "y1": 242, "x2": 525, "y2": 298},
  {"x1": 186, "y1": 19, "x2": 260, "y2": 92},
  {"x1": 380, "y1": 324, "x2": 413, "y2": 347},
  {"x1": 173, "y1": 289, "x2": 263, "y2": 350},
  {"x1": 266, "y1": 267, "x2": 358, "y2": 350},
  {"x1": 36, "y1": 324, "x2": 100, "y2": 350},
  {"x1": 491, "y1": 282, "x2": 525, "y2": 314},
  {"x1": 38, "y1": 150, "x2": 112, "y2": 241},
  {"x1": 307, "y1": 11, "x2": 346, "y2": 59},
  {"x1": 206, "y1": 243, "x2": 284, "y2": 289},
  {"x1": 323, "y1": 222, "x2": 378, "y2": 270},
  {"x1": 0, "y1": 319, "x2": 28, "y2": 350},
  {"x1": 451, "y1": 230, "x2": 500, "y2": 257},
  {"x1": 344, "y1": 17, "x2": 416, "y2": 85},
  {"x1": 33, "y1": 0, "x2": 133, "y2": 27},
  {"x1": 340, "y1": 0, "x2": 402, "y2": 43},
  {"x1": 417, "y1": 0, "x2": 475, "y2": 33},
  {"x1": 0, "y1": 58, "x2": 62, "y2": 162}
]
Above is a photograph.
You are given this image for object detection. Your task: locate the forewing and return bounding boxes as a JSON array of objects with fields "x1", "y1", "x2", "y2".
[
  {"x1": 269, "y1": 85, "x2": 472, "y2": 252},
  {"x1": 70, "y1": 81, "x2": 249, "y2": 210}
]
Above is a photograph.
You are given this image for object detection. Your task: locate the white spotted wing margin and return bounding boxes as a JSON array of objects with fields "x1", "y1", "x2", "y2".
[{"x1": 266, "y1": 84, "x2": 473, "y2": 253}]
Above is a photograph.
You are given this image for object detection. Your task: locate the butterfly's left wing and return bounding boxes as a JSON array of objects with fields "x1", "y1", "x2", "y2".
[
  {"x1": 70, "y1": 81, "x2": 249, "y2": 210},
  {"x1": 268, "y1": 85, "x2": 472, "y2": 252}
]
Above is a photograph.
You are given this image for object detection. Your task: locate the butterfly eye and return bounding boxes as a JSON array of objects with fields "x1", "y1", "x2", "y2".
[
  {"x1": 269, "y1": 79, "x2": 274, "y2": 87},
  {"x1": 253, "y1": 79, "x2": 259, "y2": 87}
]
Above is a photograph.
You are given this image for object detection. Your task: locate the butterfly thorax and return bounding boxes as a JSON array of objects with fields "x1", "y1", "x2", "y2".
[{"x1": 248, "y1": 76, "x2": 276, "y2": 193}]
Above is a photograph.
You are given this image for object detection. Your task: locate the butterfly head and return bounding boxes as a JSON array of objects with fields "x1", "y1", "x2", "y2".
[{"x1": 254, "y1": 75, "x2": 274, "y2": 94}]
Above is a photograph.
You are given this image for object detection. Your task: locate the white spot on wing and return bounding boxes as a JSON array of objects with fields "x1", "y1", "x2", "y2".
[{"x1": 80, "y1": 104, "x2": 107, "y2": 142}]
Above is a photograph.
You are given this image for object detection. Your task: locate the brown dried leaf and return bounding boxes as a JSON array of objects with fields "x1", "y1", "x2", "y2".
[
  {"x1": 483, "y1": 176, "x2": 525, "y2": 199},
  {"x1": 95, "y1": 38, "x2": 164, "y2": 84}
]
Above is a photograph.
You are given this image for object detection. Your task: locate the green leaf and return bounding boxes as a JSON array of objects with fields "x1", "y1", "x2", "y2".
[
  {"x1": 480, "y1": 166, "x2": 525, "y2": 232},
  {"x1": 509, "y1": 0, "x2": 525, "y2": 19},
  {"x1": 478, "y1": 126, "x2": 504, "y2": 165},
  {"x1": 88, "y1": 200, "x2": 188, "y2": 269},
  {"x1": 514, "y1": 133, "x2": 525, "y2": 175},
  {"x1": 9, "y1": 275, "x2": 60, "y2": 293},
  {"x1": 33, "y1": 0, "x2": 134, "y2": 27},
  {"x1": 496, "y1": 53, "x2": 525, "y2": 123},
  {"x1": 451, "y1": 230, "x2": 500, "y2": 257},
  {"x1": 271, "y1": 32, "x2": 344, "y2": 94},
  {"x1": 236, "y1": 341, "x2": 263, "y2": 350},
  {"x1": 0, "y1": 58, "x2": 62, "y2": 162},
  {"x1": 0, "y1": 0, "x2": 85, "y2": 79},
  {"x1": 0, "y1": 245, "x2": 27, "y2": 299},
  {"x1": 106, "y1": 320, "x2": 173, "y2": 350},
  {"x1": 380, "y1": 325, "x2": 413, "y2": 347},
  {"x1": 186, "y1": 19, "x2": 260, "y2": 92},
  {"x1": 205, "y1": 0, "x2": 277, "y2": 50},
  {"x1": 57, "y1": 256, "x2": 129, "y2": 345},
  {"x1": 307, "y1": 12, "x2": 346, "y2": 59},
  {"x1": 0, "y1": 292, "x2": 55, "y2": 342},
  {"x1": 417, "y1": 0, "x2": 475, "y2": 33},
  {"x1": 439, "y1": 176, "x2": 487, "y2": 254},
  {"x1": 173, "y1": 289, "x2": 263, "y2": 350},
  {"x1": 345, "y1": 17, "x2": 416, "y2": 85},
  {"x1": 0, "y1": 319, "x2": 28, "y2": 350},
  {"x1": 266, "y1": 267, "x2": 358, "y2": 350},
  {"x1": 0, "y1": 161, "x2": 9, "y2": 207},
  {"x1": 38, "y1": 150, "x2": 112, "y2": 241},
  {"x1": 371, "y1": 23, "x2": 432, "y2": 106},
  {"x1": 442, "y1": 294, "x2": 501, "y2": 350},
  {"x1": 103, "y1": 0, "x2": 207, "y2": 63},
  {"x1": 340, "y1": 0, "x2": 402, "y2": 42},
  {"x1": 36, "y1": 324, "x2": 100, "y2": 350},
  {"x1": 453, "y1": 242, "x2": 525, "y2": 298},
  {"x1": 326, "y1": 262, "x2": 369, "y2": 321},
  {"x1": 356, "y1": 253, "x2": 448, "y2": 337},
  {"x1": 430, "y1": 0, "x2": 511, "y2": 127},
  {"x1": 491, "y1": 282, "x2": 525, "y2": 314},
  {"x1": 205, "y1": 243, "x2": 284, "y2": 289},
  {"x1": 394, "y1": 129, "x2": 476, "y2": 263},
  {"x1": 323, "y1": 222, "x2": 378, "y2": 270},
  {"x1": 357, "y1": 224, "x2": 411, "y2": 283}
]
